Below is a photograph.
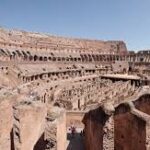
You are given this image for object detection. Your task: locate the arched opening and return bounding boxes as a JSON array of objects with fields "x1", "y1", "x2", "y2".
[
  {"x1": 29, "y1": 56, "x2": 33, "y2": 61},
  {"x1": 52, "y1": 57, "x2": 56, "y2": 61},
  {"x1": 34, "y1": 55, "x2": 38, "y2": 61},
  {"x1": 35, "y1": 75, "x2": 38, "y2": 80},
  {"x1": 44, "y1": 57, "x2": 47, "y2": 61},
  {"x1": 48, "y1": 57, "x2": 51, "y2": 61},
  {"x1": 39, "y1": 74, "x2": 43, "y2": 79},
  {"x1": 84, "y1": 54, "x2": 88, "y2": 61},
  {"x1": 31, "y1": 76, "x2": 34, "y2": 81},
  {"x1": 88, "y1": 54, "x2": 92, "y2": 62},
  {"x1": 80, "y1": 54, "x2": 85, "y2": 62},
  {"x1": 57, "y1": 57, "x2": 61, "y2": 61},
  {"x1": 39, "y1": 56, "x2": 43, "y2": 61},
  {"x1": 78, "y1": 57, "x2": 81, "y2": 61},
  {"x1": 82, "y1": 107, "x2": 108, "y2": 150},
  {"x1": 73, "y1": 58, "x2": 76, "y2": 61}
]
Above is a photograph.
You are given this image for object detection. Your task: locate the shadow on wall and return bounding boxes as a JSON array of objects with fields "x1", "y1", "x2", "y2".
[
  {"x1": 67, "y1": 133, "x2": 85, "y2": 150},
  {"x1": 33, "y1": 133, "x2": 47, "y2": 150},
  {"x1": 10, "y1": 129, "x2": 15, "y2": 150}
]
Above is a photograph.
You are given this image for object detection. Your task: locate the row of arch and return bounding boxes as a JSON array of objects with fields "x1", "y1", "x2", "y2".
[
  {"x1": 1, "y1": 48, "x2": 150, "y2": 64},
  {"x1": 21, "y1": 69, "x2": 101, "y2": 83}
]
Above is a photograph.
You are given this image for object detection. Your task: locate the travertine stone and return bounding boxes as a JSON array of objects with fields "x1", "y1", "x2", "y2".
[{"x1": 0, "y1": 27, "x2": 149, "y2": 150}]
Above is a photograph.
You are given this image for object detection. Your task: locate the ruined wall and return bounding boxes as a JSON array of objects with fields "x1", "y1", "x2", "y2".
[
  {"x1": 83, "y1": 107, "x2": 109, "y2": 150},
  {"x1": 57, "y1": 110, "x2": 66, "y2": 150},
  {"x1": 114, "y1": 104, "x2": 146, "y2": 150},
  {"x1": 0, "y1": 99, "x2": 13, "y2": 150},
  {"x1": 112, "y1": 61, "x2": 129, "y2": 73},
  {"x1": 13, "y1": 101, "x2": 47, "y2": 150},
  {"x1": 0, "y1": 27, "x2": 149, "y2": 150},
  {"x1": 83, "y1": 93, "x2": 150, "y2": 150}
]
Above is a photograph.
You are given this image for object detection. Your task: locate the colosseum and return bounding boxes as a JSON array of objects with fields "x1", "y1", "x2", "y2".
[{"x1": 0, "y1": 27, "x2": 150, "y2": 150}]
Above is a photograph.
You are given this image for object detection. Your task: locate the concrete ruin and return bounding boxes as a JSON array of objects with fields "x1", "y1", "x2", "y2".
[{"x1": 0, "y1": 27, "x2": 150, "y2": 150}]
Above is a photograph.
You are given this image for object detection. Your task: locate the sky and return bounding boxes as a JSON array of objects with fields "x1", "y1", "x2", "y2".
[{"x1": 0, "y1": 0, "x2": 150, "y2": 50}]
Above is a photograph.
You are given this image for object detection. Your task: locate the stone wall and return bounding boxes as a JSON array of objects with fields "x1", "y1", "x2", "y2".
[
  {"x1": 83, "y1": 93, "x2": 150, "y2": 150},
  {"x1": 66, "y1": 111, "x2": 85, "y2": 128}
]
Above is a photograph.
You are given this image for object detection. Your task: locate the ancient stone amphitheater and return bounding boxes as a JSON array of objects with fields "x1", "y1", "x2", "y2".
[{"x1": 0, "y1": 28, "x2": 150, "y2": 150}]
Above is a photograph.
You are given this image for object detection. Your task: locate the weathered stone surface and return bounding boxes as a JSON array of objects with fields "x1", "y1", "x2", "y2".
[
  {"x1": 0, "y1": 27, "x2": 149, "y2": 150},
  {"x1": 13, "y1": 101, "x2": 47, "y2": 150}
]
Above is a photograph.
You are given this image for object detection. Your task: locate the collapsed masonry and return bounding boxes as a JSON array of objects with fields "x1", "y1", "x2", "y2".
[{"x1": 0, "y1": 28, "x2": 149, "y2": 150}]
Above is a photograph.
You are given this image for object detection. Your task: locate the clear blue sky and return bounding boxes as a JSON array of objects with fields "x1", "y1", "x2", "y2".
[{"x1": 0, "y1": 0, "x2": 150, "y2": 50}]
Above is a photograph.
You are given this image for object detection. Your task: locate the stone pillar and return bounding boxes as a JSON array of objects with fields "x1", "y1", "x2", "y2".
[
  {"x1": 103, "y1": 115, "x2": 114, "y2": 150},
  {"x1": 45, "y1": 107, "x2": 66, "y2": 150},
  {"x1": 13, "y1": 101, "x2": 47, "y2": 150},
  {"x1": 45, "y1": 121, "x2": 57, "y2": 150},
  {"x1": 57, "y1": 110, "x2": 66, "y2": 150}
]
